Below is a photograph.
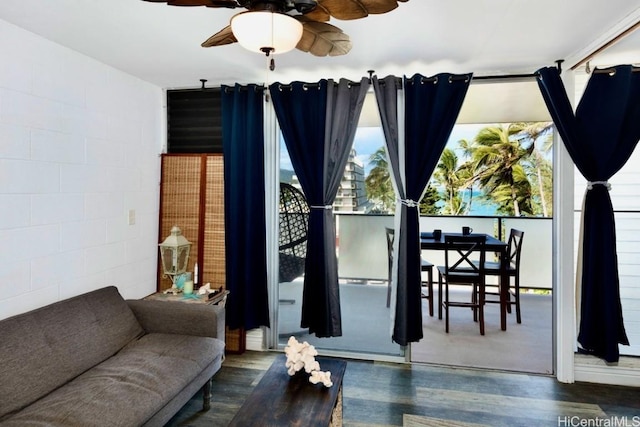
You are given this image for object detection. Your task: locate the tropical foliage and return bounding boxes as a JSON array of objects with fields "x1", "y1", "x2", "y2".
[
  {"x1": 363, "y1": 122, "x2": 553, "y2": 217},
  {"x1": 364, "y1": 147, "x2": 395, "y2": 213},
  {"x1": 364, "y1": 147, "x2": 443, "y2": 214}
]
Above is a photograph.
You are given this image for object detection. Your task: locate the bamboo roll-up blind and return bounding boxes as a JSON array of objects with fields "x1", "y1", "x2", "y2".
[
  {"x1": 158, "y1": 154, "x2": 226, "y2": 291},
  {"x1": 203, "y1": 155, "x2": 226, "y2": 288},
  {"x1": 158, "y1": 155, "x2": 203, "y2": 292}
]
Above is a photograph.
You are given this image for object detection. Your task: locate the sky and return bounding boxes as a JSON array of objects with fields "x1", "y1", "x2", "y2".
[
  {"x1": 280, "y1": 124, "x2": 490, "y2": 175},
  {"x1": 352, "y1": 123, "x2": 489, "y2": 175}
]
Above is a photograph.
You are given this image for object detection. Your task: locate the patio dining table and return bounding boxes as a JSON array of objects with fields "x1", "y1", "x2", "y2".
[{"x1": 420, "y1": 232, "x2": 510, "y2": 331}]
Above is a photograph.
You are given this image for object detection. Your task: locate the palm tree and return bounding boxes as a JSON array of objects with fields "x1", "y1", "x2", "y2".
[
  {"x1": 433, "y1": 148, "x2": 465, "y2": 214},
  {"x1": 365, "y1": 146, "x2": 442, "y2": 214},
  {"x1": 455, "y1": 138, "x2": 479, "y2": 214},
  {"x1": 365, "y1": 147, "x2": 395, "y2": 213},
  {"x1": 531, "y1": 154, "x2": 553, "y2": 216},
  {"x1": 419, "y1": 184, "x2": 441, "y2": 215},
  {"x1": 489, "y1": 164, "x2": 534, "y2": 216},
  {"x1": 469, "y1": 123, "x2": 535, "y2": 216},
  {"x1": 518, "y1": 123, "x2": 553, "y2": 216}
]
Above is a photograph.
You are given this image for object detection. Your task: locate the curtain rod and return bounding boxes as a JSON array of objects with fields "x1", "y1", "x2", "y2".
[
  {"x1": 222, "y1": 85, "x2": 265, "y2": 93},
  {"x1": 592, "y1": 65, "x2": 640, "y2": 74},
  {"x1": 570, "y1": 20, "x2": 640, "y2": 71},
  {"x1": 222, "y1": 61, "x2": 567, "y2": 91},
  {"x1": 270, "y1": 72, "x2": 541, "y2": 90},
  {"x1": 471, "y1": 72, "x2": 538, "y2": 83},
  {"x1": 271, "y1": 80, "x2": 368, "y2": 91},
  {"x1": 374, "y1": 72, "x2": 540, "y2": 87},
  {"x1": 372, "y1": 61, "x2": 564, "y2": 86}
]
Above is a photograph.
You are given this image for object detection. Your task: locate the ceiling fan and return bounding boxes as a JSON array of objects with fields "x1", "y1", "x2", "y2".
[{"x1": 143, "y1": 0, "x2": 409, "y2": 57}]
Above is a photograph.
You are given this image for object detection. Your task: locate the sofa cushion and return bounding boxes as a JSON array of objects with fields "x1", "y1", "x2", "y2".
[
  {"x1": 0, "y1": 286, "x2": 144, "y2": 420},
  {"x1": 1, "y1": 333, "x2": 225, "y2": 427}
]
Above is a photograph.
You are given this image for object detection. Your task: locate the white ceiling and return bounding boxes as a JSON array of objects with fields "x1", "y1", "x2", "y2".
[{"x1": 0, "y1": 0, "x2": 638, "y2": 90}]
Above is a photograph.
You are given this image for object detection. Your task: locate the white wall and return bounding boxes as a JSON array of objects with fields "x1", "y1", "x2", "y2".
[{"x1": 0, "y1": 19, "x2": 163, "y2": 320}]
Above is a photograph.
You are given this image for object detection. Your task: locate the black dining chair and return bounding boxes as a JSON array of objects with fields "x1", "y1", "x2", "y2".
[
  {"x1": 438, "y1": 234, "x2": 487, "y2": 335},
  {"x1": 385, "y1": 227, "x2": 434, "y2": 316},
  {"x1": 481, "y1": 228, "x2": 525, "y2": 323}
]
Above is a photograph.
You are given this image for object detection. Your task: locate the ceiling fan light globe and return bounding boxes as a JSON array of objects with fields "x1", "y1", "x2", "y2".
[{"x1": 231, "y1": 11, "x2": 303, "y2": 55}]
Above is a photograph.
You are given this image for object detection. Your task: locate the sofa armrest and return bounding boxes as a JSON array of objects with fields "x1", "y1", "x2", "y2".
[{"x1": 126, "y1": 300, "x2": 225, "y2": 340}]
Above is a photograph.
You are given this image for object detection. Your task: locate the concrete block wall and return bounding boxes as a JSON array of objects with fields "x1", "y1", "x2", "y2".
[{"x1": 0, "y1": 19, "x2": 163, "y2": 319}]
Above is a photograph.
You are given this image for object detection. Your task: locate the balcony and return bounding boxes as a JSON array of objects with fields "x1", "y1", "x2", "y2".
[
  {"x1": 278, "y1": 211, "x2": 640, "y2": 373},
  {"x1": 279, "y1": 214, "x2": 554, "y2": 374}
]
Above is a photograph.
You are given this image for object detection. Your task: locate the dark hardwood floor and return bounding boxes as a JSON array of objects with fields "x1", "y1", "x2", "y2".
[{"x1": 166, "y1": 351, "x2": 640, "y2": 427}]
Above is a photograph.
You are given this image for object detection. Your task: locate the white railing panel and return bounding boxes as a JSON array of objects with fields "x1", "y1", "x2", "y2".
[
  {"x1": 337, "y1": 214, "x2": 553, "y2": 291},
  {"x1": 337, "y1": 215, "x2": 392, "y2": 281},
  {"x1": 616, "y1": 211, "x2": 640, "y2": 357},
  {"x1": 501, "y1": 218, "x2": 553, "y2": 290}
]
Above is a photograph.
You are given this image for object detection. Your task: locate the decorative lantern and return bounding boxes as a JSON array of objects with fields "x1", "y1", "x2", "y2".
[{"x1": 159, "y1": 226, "x2": 192, "y2": 293}]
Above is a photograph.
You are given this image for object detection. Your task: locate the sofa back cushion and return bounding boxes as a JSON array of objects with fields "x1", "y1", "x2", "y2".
[{"x1": 0, "y1": 286, "x2": 144, "y2": 419}]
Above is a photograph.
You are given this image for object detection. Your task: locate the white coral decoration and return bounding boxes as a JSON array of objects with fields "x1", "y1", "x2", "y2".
[
  {"x1": 284, "y1": 336, "x2": 332, "y2": 387},
  {"x1": 284, "y1": 336, "x2": 317, "y2": 375},
  {"x1": 309, "y1": 370, "x2": 333, "y2": 387}
]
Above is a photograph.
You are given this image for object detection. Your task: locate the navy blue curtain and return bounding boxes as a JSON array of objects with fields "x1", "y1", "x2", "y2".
[
  {"x1": 221, "y1": 84, "x2": 270, "y2": 330},
  {"x1": 537, "y1": 65, "x2": 640, "y2": 362},
  {"x1": 374, "y1": 73, "x2": 472, "y2": 345},
  {"x1": 269, "y1": 78, "x2": 369, "y2": 337}
]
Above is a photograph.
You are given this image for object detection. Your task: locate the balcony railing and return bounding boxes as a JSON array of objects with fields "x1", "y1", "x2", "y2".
[{"x1": 336, "y1": 214, "x2": 552, "y2": 290}]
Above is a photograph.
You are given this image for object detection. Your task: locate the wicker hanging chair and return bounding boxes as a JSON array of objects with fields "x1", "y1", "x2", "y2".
[{"x1": 279, "y1": 182, "x2": 309, "y2": 283}]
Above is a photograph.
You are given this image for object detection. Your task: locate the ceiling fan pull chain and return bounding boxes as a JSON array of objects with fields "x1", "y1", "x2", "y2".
[{"x1": 264, "y1": 54, "x2": 276, "y2": 72}]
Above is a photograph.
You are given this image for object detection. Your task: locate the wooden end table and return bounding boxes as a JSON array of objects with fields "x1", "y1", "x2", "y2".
[
  {"x1": 143, "y1": 289, "x2": 246, "y2": 353},
  {"x1": 228, "y1": 354, "x2": 347, "y2": 427},
  {"x1": 144, "y1": 289, "x2": 229, "y2": 307}
]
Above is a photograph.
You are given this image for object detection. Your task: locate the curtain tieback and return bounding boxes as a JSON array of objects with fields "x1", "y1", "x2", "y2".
[
  {"x1": 310, "y1": 205, "x2": 333, "y2": 210},
  {"x1": 586, "y1": 181, "x2": 612, "y2": 191},
  {"x1": 398, "y1": 198, "x2": 419, "y2": 208}
]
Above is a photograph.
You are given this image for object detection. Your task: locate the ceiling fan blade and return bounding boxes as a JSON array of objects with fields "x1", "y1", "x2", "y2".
[
  {"x1": 303, "y1": 7, "x2": 330, "y2": 22},
  {"x1": 141, "y1": 0, "x2": 239, "y2": 8},
  {"x1": 295, "y1": 17, "x2": 352, "y2": 57},
  {"x1": 201, "y1": 25, "x2": 238, "y2": 47},
  {"x1": 312, "y1": 0, "x2": 408, "y2": 20}
]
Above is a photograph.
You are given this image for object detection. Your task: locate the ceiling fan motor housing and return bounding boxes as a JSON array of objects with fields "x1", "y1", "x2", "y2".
[
  {"x1": 292, "y1": 0, "x2": 317, "y2": 14},
  {"x1": 239, "y1": 0, "x2": 316, "y2": 14}
]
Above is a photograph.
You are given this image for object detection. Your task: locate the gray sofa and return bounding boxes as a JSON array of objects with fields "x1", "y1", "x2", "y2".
[{"x1": 0, "y1": 286, "x2": 226, "y2": 426}]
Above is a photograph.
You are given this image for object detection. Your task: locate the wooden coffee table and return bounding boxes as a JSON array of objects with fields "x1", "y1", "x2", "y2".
[{"x1": 228, "y1": 354, "x2": 347, "y2": 427}]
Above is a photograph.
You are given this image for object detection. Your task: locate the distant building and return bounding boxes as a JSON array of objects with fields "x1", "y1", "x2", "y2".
[
  {"x1": 280, "y1": 169, "x2": 295, "y2": 184},
  {"x1": 288, "y1": 148, "x2": 370, "y2": 213},
  {"x1": 334, "y1": 149, "x2": 369, "y2": 212}
]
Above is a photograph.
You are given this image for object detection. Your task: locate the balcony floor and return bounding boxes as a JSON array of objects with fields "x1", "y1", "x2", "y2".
[
  {"x1": 414, "y1": 287, "x2": 552, "y2": 374},
  {"x1": 278, "y1": 279, "x2": 553, "y2": 375}
]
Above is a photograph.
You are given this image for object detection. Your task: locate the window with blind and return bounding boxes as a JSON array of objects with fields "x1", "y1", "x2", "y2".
[{"x1": 167, "y1": 88, "x2": 223, "y2": 153}]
